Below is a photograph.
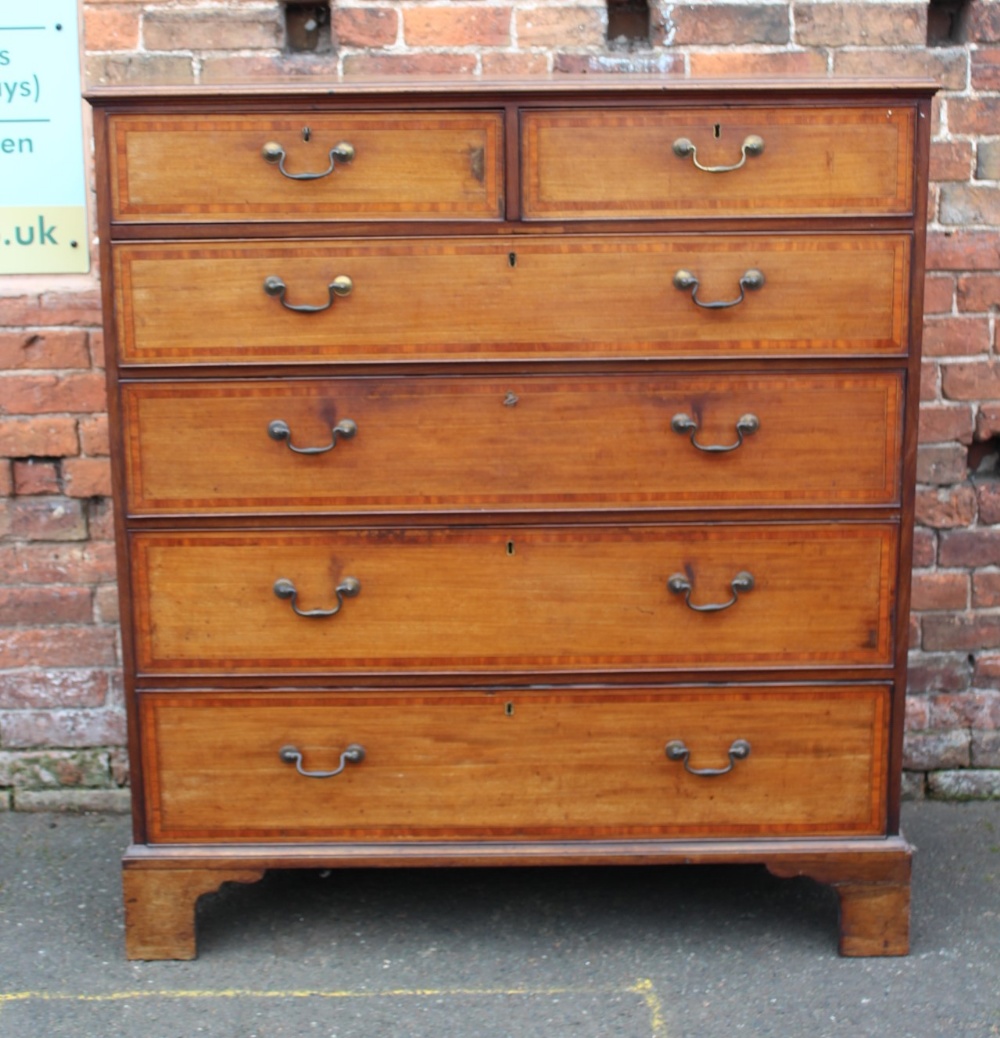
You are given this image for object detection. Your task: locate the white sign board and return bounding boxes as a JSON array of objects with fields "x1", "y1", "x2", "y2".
[{"x1": 0, "y1": 0, "x2": 88, "y2": 274}]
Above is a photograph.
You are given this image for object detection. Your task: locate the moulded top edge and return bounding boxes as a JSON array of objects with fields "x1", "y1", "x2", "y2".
[{"x1": 84, "y1": 76, "x2": 939, "y2": 105}]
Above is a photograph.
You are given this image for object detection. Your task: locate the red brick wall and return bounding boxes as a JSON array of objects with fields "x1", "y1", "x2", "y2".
[{"x1": 1, "y1": 0, "x2": 998, "y2": 808}]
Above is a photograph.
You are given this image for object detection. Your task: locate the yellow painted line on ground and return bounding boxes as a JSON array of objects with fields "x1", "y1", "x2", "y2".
[{"x1": 0, "y1": 979, "x2": 665, "y2": 1035}]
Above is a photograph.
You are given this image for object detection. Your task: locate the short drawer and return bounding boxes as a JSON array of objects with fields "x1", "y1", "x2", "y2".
[
  {"x1": 522, "y1": 106, "x2": 915, "y2": 219},
  {"x1": 139, "y1": 686, "x2": 890, "y2": 843},
  {"x1": 113, "y1": 234, "x2": 910, "y2": 365},
  {"x1": 130, "y1": 523, "x2": 897, "y2": 676},
  {"x1": 121, "y1": 372, "x2": 904, "y2": 516},
  {"x1": 105, "y1": 111, "x2": 504, "y2": 223}
]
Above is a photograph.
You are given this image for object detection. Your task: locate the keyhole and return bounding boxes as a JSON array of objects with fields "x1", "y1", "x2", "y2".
[
  {"x1": 505, "y1": 701, "x2": 515, "y2": 717},
  {"x1": 508, "y1": 252, "x2": 517, "y2": 267},
  {"x1": 506, "y1": 540, "x2": 515, "y2": 556},
  {"x1": 713, "y1": 123, "x2": 721, "y2": 138},
  {"x1": 302, "y1": 126, "x2": 311, "y2": 141}
]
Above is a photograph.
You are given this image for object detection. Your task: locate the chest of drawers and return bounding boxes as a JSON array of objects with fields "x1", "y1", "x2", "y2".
[{"x1": 88, "y1": 79, "x2": 933, "y2": 960}]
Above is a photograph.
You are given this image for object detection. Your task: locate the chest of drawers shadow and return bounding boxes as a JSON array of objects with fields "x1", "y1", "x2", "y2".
[{"x1": 88, "y1": 79, "x2": 934, "y2": 959}]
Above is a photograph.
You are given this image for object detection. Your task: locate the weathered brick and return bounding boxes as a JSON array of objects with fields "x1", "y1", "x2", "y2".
[
  {"x1": 12, "y1": 459, "x2": 61, "y2": 496},
  {"x1": 942, "y1": 360, "x2": 1000, "y2": 401},
  {"x1": 0, "y1": 330, "x2": 90, "y2": 371},
  {"x1": 956, "y1": 274, "x2": 1000, "y2": 313},
  {"x1": 918, "y1": 404, "x2": 975, "y2": 445},
  {"x1": 86, "y1": 498, "x2": 116, "y2": 542},
  {"x1": 62, "y1": 458, "x2": 112, "y2": 498},
  {"x1": 976, "y1": 404, "x2": 1000, "y2": 441},
  {"x1": 0, "y1": 461, "x2": 11, "y2": 496},
  {"x1": 834, "y1": 46, "x2": 966, "y2": 88},
  {"x1": 900, "y1": 770, "x2": 926, "y2": 800},
  {"x1": 975, "y1": 652, "x2": 1000, "y2": 687},
  {"x1": 923, "y1": 613, "x2": 1000, "y2": 652},
  {"x1": 342, "y1": 52, "x2": 478, "y2": 76},
  {"x1": 0, "y1": 585, "x2": 93, "y2": 626},
  {"x1": 928, "y1": 770, "x2": 1000, "y2": 800},
  {"x1": 404, "y1": 7, "x2": 511, "y2": 47},
  {"x1": 971, "y1": 46, "x2": 1000, "y2": 89},
  {"x1": 86, "y1": 53, "x2": 194, "y2": 87},
  {"x1": 972, "y1": 732, "x2": 1000, "y2": 767},
  {"x1": 927, "y1": 230, "x2": 1000, "y2": 272},
  {"x1": 689, "y1": 48, "x2": 827, "y2": 77},
  {"x1": 910, "y1": 568, "x2": 969, "y2": 610},
  {"x1": 974, "y1": 569, "x2": 1000, "y2": 607},
  {"x1": 94, "y1": 583, "x2": 121, "y2": 624},
  {"x1": 8, "y1": 497, "x2": 88, "y2": 541},
  {"x1": 939, "y1": 528, "x2": 1000, "y2": 567},
  {"x1": 516, "y1": 7, "x2": 605, "y2": 47},
  {"x1": 0, "y1": 668, "x2": 111, "y2": 710},
  {"x1": 78, "y1": 415, "x2": 110, "y2": 456},
  {"x1": 88, "y1": 329, "x2": 106, "y2": 370},
  {"x1": 903, "y1": 729, "x2": 971, "y2": 769},
  {"x1": 0, "y1": 543, "x2": 118, "y2": 585},
  {"x1": 332, "y1": 8, "x2": 398, "y2": 47},
  {"x1": 0, "y1": 707, "x2": 126, "y2": 749},
  {"x1": 914, "y1": 484, "x2": 977, "y2": 529},
  {"x1": 960, "y1": 1, "x2": 1000, "y2": 43},
  {"x1": 0, "y1": 749, "x2": 114, "y2": 790},
  {"x1": 482, "y1": 51, "x2": 551, "y2": 76},
  {"x1": 930, "y1": 689, "x2": 1000, "y2": 728},
  {"x1": 83, "y1": 4, "x2": 140, "y2": 50},
  {"x1": 793, "y1": 2, "x2": 926, "y2": 46},
  {"x1": 921, "y1": 361, "x2": 940, "y2": 402},
  {"x1": 948, "y1": 96, "x2": 1000, "y2": 137},
  {"x1": 673, "y1": 3, "x2": 789, "y2": 44},
  {"x1": 553, "y1": 52, "x2": 683, "y2": 74},
  {"x1": 143, "y1": 10, "x2": 282, "y2": 51},
  {"x1": 922, "y1": 315, "x2": 991, "y2": 357},
  {"x1": 197, "y1": 54, "x2": 338, "y2": 86},
  {"x1": 0, "y1": 627, "x2": 118, "y2": 670},
  {"x1": 905, "y1": 694, "x2": 930, "y2": 730},
  {"x1": 12, "y1": 789, "x2": 132, "y2": 812},
  {"x1": 912, "y1": 526, "x2": 937, "y2": 568},
  {"x1": 940, "y1": 184, "x2": 1000, "y2": 227},
  {"x1": 0, "y1": 417, "x2": 78, "y2": 458},
  {"x1": 907, "y1": 652, "x2": 973, "y2": 694},
  {"x1": 0, "y1": 372, "x2": 107, "y2": 416},
  {"x1": 930, "y1": 140, "x2": 974, "y2": 183},
  {"x1": 977, "y1": 481, "x2": 1000, "y2": 525},
  {"x1": 916, "y1": 444, "x2": 968, "y2": 485},
  {"x1": 924, "y1": 274, "x2": 955, "y2": 314}
]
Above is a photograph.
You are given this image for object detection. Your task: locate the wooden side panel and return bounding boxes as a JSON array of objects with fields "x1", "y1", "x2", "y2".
[
  {"x1": 140, "y1": 687, "x2": 889, "y2": 842},
  {"x1": 113, "y1": 235, "x2": 911, "y2": 364},
  {"x1": 130, "y1": 524, "x2": 897, "y2": 674},
  {"x1": 121, "y1": 372, "x2": 904, "y2": 515},
  {"x1": 522, "y1": 106, "x2": 915, "y2": 218},
  {"x1": 108, "y1": 111, "x2": 505, "y2": 222}
]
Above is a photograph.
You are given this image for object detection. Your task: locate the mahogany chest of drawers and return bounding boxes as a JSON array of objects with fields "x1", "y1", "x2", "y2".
[{"x1": 88, "y1": 79, "x2": 934, "y2": 959}]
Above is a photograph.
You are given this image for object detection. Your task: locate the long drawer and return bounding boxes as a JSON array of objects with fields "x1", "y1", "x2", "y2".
[
  {"x1": 105, "y1": 111, "x2": 505, "y2": 222},
  {"x1": 139, "y1": 686, "x2": 890, "y2": 843},
  {"x1": 522, "y1": 106, "x2": 915, "y2": 218},
  {"x1": 129, "y1": 524, "x2": 897, "y2": 676},
  {"x1": 121, "y1": 372, "x2": 904, "y2": 516},
  {"x1": 112, "y1": 234, "x2": 910, "y2": 365}
]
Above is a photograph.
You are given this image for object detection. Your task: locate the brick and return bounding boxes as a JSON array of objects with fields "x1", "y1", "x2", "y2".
[
  {"x1": 0, "y1": 417, "x2": 78, "y2": 458},
  {"x1": 900, "y1": 770, "x2": 926, "y2": 800},
  {"x1": 0, "y1": 543, "x2": 118, "y2": 585},
  {"x1": 0, "y1": 372, "x2": 107, "y2": 416},
  {"x1": 62, "y1": 458, "x2": 112, "y2": 498},
  {"x1": 939, "y1": 528, "x2": 1000, "y2": 567},
  {"x1": 342, "y1": 52, "x2": 478, "y2": 76},
  {"x1": 39, "y1": 290, "x2": 102, "y2": 327},
  {"x1": 976, "y1": 404, "x2": 1000, "y2": 441},
  {"x1": 88, "y1": 330, "x2": 106, "y2": 370},
  {"x1": 940, "y1": 184, "x2": 1000, "y2": 226},
  {"x1": 0, "y1": 627, "x2": 118, "y2": 669},
  {"x1": 332, "y1": 8, "x2": 398, "y2": 47},
  {"x1": 94, "y1": 584, "x2": 120, "y2": 624},
  {"x1": 0, "y1": 330, "x2": 90, "y2": 371},
  {"x1": 834, "y1": 46, "x2": 966, "y2": 89},
  {"x1": 197, "y1": 54, "x2": 338, "y2": 86},
  {"x1": 404, "y1": 7, "x2": 511, "y2": 47},
  {"x1": 930, "y1": 140, "x2": 974, "y2": 183},
  {"x1": 928, "y1": 770, "x2": 1000, "y2": 800},
  {"x1": 793, "y1": 2, "x2": 926, "y2": 46},
  {"x1": 83, "y1": 4, "x2": 140, "y2": 50},
  {"x1": 930, "y1": 689, "x2": 1000, "y2": 728},
  {"x1": 926, "y1": 230, "x2": 1000, "y2": 272},
  {"x1": 972, "y1": 732, "x2": 1000, "y2": 767},
  {"x1": 0, "y1": 749, "x2": 114, "y2": 789},
  {"x1": 906, "y1": 652, "x2": 973, "y2": 693},
  {"x1": 672, "y1": 3, "x2": 789, "y2": 45},
  {"x1": 0, "y1": 461, "x2": 11, "y2": 496},
  {"x1": 921, "y1": 361, "x2": 939, "y2": 402},
  {"x1": 85, "y1": 53, "x2": 194, "y2": 88},
  {"x1": 915, "y1": 484, "x2": 977, "y2": 528},
  {"x1": 918, "y1": 404, "x2": 975, "y2": 445},
  {"x1": 0, "y1": 707, "x2": 126, "y2": 749},
  {"x1": 956, "y1": 274, "x2": 1000, "y2": 313},
  {"x1": 143, "y1": 10, "x2": 282, "y2": 51},
  {"x1": 0, "y1": 669, "x2": 110, "y2": 709},
  {"x1": 923, "y1": 614, "x2": 1000, "y2": 651},
  {"x1": 909, "y1": 612, "x2": 921, "y2": 649},
  {"x1": 922, "y1": 315, "x2": 991, "y2": 357},
  {"x1": 972, "y1": 47, "x2": 1000, "y2": 90},
  {"x1": 917, "y1": 444, "x2": 968, "y2": 485},
  {"x1": 942, "y1": 360, "x2": 1000, "y2": 401},
  {"x1": 977, "y1": 482, "x2": 1000, "y2": 524},
  {"x1": 975, "y1": 652, "x2": 1000, "y2": 687},
  {"x1": 910, "y1": 568, "x2": 969, "y2": 610},
  {"x1": 12, "y1": 789, "x2": 132, "y2": 812},
  {"x1": 482, "y1": 52, "x2": 551, "y2": 76},
  {"x1": 904, "y1": 694, "x2": 930, "y2": 730},
  {"x1": 688, "y1": 49, "x2": 827, "y2": 78},
  {"x1": 960, "y1": 1, "x2": 1000, "y2": 43},
  {"x1": 948, "y1": 96, "x2": 1000, "y2": 138},
  {"x1": 553, "y1": 52, "x2": 683, "y2": 75},
  {"x1": 924, "y1": 274, "x2": 955, "y2": 315},
  {"x1": 110, "y1": 746, "x2": 130, "y2": 786},
  {"x1": 86, "y1": 498, "x2": 116, "y2": 542},
  {"x1": 902, "y1": 729, "x2": 971, "y2": 769},
  {"x1": 8, "y1": 497, "x2": 88, "y2": 541},
  {"x1": 974, "y1": 569, "x2": 1000, "y2": 607},
  {"x1": 516, "y1": 7, "x2": 605, "y2": 47},
  {"x1": 78, "y1": 415, "x2": 110, "y2": 456},
  {"x1": 912, "y1": 526, "x2": 937, "y2": 568},
  {"x1": 12, "y1": 459, "x2": 61, "y2": 495}
]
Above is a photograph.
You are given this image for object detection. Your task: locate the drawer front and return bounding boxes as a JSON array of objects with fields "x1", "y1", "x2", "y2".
[
  {"x1": 522, "y1": 106, "x2": 915, "y2": 219},
  {"x1": 140, "y1": 686, "x2": 889, "y2": 843},
  {"x1": 122, "y1": 372, "x2": 904, "y2": 516},
  {"x1": 106, "y1": 111, "x2": 504, "y2": 222},
  {"x1": 130, "y1": 524, "x2": 897, "y2": 676},
  {"x1": 113, "y1": 235, "x2": 910, "y2": 365}
]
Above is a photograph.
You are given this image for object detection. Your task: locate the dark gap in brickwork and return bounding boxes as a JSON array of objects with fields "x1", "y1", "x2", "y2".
[
  {"x1": 607, "y1": 0, "x2": 650, "y2": 47},
  {"x1": 927, "y1": 0, "x2": 970, "y2": 46},
  {"x1": 968, "y1": 437, "x2": 1000, "y2": 475},
  {"x1": 284, "y1": 3, "x2": 332, "y2": 54}
]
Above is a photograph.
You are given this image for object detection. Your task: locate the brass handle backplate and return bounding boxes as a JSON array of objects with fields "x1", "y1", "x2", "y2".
[
  {"x1": 264, "y1": 274, "x2": 353, "y2": 313},
  {"x1": 672, "y1": 134, "x2": 764, "y2": 173},
  {"x1": 268, "y1": 418, "x2": 357, "y2": 455},
  {"x1": 273, "y1": 576, "x2": 361, "y2": 618},
  {"x1": 671, "y1": 413, "x2": 760, "y2": 453},
  {"x1": 279, "y1": 743, "x2": 366, "y2": 778},
  {"x1": 667, "y1": 571, "x2": 754, "y2": 613},
  {"x1": 261, "y1": 140, "x2": 355, "y2": 180},
  {"x1": 665, "y1": 738, "x2": 751, "y2": 777},
  {"x1": 673, "y1": 268, "x2": 764, "y2": 310}
]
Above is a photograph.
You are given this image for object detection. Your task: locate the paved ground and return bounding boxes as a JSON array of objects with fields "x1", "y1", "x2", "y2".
[{"x1": 0, "y1": 800, "x2": 997, "y2": 1038}]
